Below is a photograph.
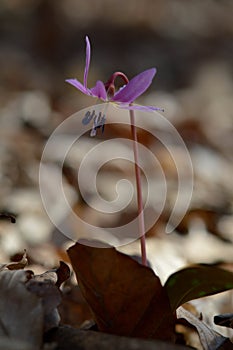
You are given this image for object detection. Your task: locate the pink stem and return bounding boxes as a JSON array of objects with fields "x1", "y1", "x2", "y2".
[{"x1": 129, "y1": 109, "x2": 147, "y2": 266}]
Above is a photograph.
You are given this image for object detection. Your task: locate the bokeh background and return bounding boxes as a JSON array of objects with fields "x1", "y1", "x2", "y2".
[
  {"x1": 1, "y1": 0, "x2": 233, "y2": 110},
  {"x1": 0, "y1": 0, "x2": 233, "y2": 343}
]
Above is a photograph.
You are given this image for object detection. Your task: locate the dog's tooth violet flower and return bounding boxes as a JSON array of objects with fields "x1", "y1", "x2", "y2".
[
  {"x1": 66, "y1": 36, "x2": 163, "y2": 266},
  {"x1": 66, "y1": 36, "x2": 163, "y2": 113}
]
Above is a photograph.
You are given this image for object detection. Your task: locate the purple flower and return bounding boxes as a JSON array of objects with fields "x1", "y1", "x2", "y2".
[{"x1": 66, "y1": 36, "x2": 163, "y2": 112}]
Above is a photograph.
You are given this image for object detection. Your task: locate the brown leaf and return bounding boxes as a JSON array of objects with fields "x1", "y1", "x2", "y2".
[
  {"x1": 67, "y1": 242, "x2": 175, "y2": 341},
  {"x1": 55, "y1": 261, "x2": 71, "y2": 287}
]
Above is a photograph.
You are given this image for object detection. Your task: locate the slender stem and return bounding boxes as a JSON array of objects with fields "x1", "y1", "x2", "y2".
[
  {"x1": 129, "y1": 109, "x2": 147, "y2": 266},
  {"x1": 106, "y1": 71, "x2": 147, "y2": 265}
]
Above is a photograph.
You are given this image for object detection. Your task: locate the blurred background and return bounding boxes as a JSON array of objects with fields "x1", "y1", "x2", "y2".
[{"x1": 1, "y1": 0, "x2": 233, "y2": 110}]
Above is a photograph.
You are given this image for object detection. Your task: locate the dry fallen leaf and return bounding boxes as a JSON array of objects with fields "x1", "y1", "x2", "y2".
[
  {"x1": 25, "y1": 262, "x2": 70, "y2": 332},
  {"x1": 55, "y1": 261, "x2": 71, "y2": 287},
  {"x1": 68, "y1": 241, "x2": 175, "y2": 341},
  {"x1": 0, "y1": 250, "x2": 28, "y2": 271},
  {"x1": 26, "y1": 261, "x2": 70, "y2": 286},
  {"x1": 0, "y1": 261, "x2": 69, "y2": 348},
  {"x1": 177, "y1": 306, "x2": 232, "y2": 350},
  {"x1": 0, "y1": 269, "x2": 43, "y2": 349},
  {"x1": 26, "y1": 278, "x2": 62, "y2": 332}
]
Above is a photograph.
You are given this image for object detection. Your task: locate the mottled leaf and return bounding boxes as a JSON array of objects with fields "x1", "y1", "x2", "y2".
[
  {"x1": 165, "y1": 265, "x2": 233, "y2": 312},
  {"x1": 68, "y1": 242, "x2": 175, "y2": 341}
]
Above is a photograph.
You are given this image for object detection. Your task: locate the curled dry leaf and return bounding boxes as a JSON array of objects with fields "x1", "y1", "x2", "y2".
[
  {"x1": 7, "y1": 250, "x2": 28, "y2": 270},
  {"x1": 25, "y1": 261, "x2": 70, "y2": 332},
  {"x1": 29, "y1": 261, "x2": 70, "y2": 286},
  {"x1": 177, "y1": 306, "x2": 232, "y2": 350},
  {"x1": 55, "y1": 261, "x2": 71, "y2": 287},
  {"x1": 0, "y1": 250, "x2": 28, "y2": 271},
  {"x1": 67, "y1": 242, "x2": 175, "y2": 341},
  {"x1": 26, "y1": 276, "x2": 62, "y2": 332},
  {"x1": 0, "y1": 261, "x2": 69, "y2": 348}
]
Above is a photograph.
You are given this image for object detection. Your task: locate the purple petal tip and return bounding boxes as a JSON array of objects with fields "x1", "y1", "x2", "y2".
[{"x1": 112, "y1": 68, "x2": 157, "y2": 103}]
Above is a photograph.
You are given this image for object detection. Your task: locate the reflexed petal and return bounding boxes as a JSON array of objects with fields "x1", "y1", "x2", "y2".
[
  {"x1": 90, "y1": 80, "x2": 107, "y2": 100},
  {"x1": 112, "y1": 68, "x2": 156, "y2": 103},
  {"x1": 66, "y1": 79, "x2": 91, "y2": 95},
  {"x1": 84, "y1": 36, "x2": 91, "y2": 88},
  {"x1": 118, "y1": 103, "x2": 164, "y2": 112}
]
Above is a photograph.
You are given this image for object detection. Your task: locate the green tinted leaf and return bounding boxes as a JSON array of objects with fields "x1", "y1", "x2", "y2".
[{"x1": 164, "y1": 265, "x2": 233, "y2": 312}]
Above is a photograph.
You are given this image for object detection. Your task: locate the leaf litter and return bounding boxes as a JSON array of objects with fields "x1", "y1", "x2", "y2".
[{"x1": 0, "y1": 252, "x2": 70, "y2": 349}]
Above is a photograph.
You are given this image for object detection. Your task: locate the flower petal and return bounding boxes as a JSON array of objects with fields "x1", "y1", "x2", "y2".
[
  {"x1": 117, "y1": 103, "x2": 164, "y2": 112},
  {"x1": 90, "y1": 80, "x2": 107, "y2": 100},
  {"x1": 84, "y1": 36, "x2": 91, "y2": 88},
  {"x1": 112, "y1": 68, "x2": 156, "y2": 103},
  {"x1": 66, "y1": 79, "x2": 91, "y2": 95}
]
